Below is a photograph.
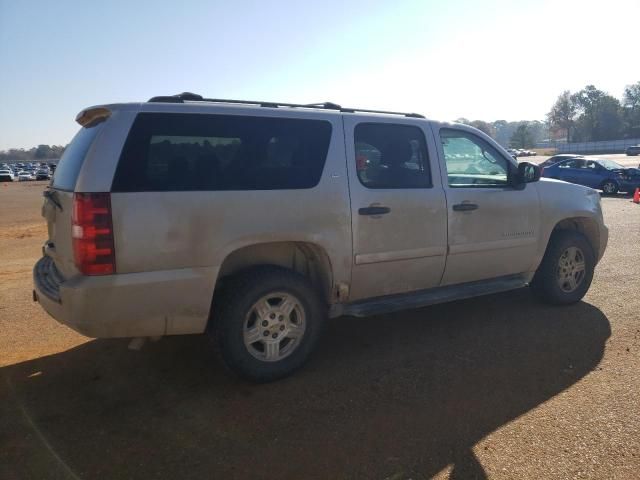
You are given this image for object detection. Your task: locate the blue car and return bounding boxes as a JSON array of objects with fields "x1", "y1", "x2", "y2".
[{"x1": 542, "y1": 157, "x2": 640, "y2": 194}]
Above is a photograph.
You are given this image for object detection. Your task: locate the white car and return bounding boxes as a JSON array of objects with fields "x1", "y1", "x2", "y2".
[
  {"x1": 18, "y1": 171, "x2": 35, "y2": 181},
  {"x1": 0, "y1": 169, "x2": 15, "y2": 182}
]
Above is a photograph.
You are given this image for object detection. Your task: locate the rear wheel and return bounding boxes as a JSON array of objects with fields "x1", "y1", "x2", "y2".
[
  {"x1": 601, "y1": 180, "x2": 618, "y2": 195},
  {"x1": 531, "y1": 230, "x2": 595, "y2": 305},
  {"x1": 212, "y1": 267, "x2": 325, "y2": 382}
]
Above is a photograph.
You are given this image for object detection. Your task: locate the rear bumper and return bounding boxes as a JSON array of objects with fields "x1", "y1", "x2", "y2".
[{"x1": 33, "y1": 256, "x2": 218, "y2": 338}]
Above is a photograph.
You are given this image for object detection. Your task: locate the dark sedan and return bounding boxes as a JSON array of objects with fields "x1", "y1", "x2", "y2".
[
  {"x1": 35, "y1": 169, "x2": 51, "y2": 181},
  {"x1": 542, "y1": 157, "x2": 640, "y2": 194},
  {"x1": 626, "y1": 145, "x2": 640, "y2": 156}
]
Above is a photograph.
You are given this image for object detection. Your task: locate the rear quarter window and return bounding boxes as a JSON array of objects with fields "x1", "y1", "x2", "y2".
[
  {"x1": 52, "y1": 124, "x2": 104, "y2": 191},
  {"x1": 111, "y1": 113, "x2": 333, "y2": 192}
]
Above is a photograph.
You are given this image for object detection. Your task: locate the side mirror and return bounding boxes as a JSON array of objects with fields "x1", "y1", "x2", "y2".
[{"x1": 517, "y1": 161, "x2": 541, "y2": 184}]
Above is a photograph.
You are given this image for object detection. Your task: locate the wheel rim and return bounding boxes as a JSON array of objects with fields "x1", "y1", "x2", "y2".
[
  {"x1": 603, "y1": 182, "x2": 616, "y2": 193},
  {"x1": 556, "y1": 246, "x2": 586, "y2": 293},
  {"x1": 243, "y1": 292, "x2": 306, "y2": 362}
]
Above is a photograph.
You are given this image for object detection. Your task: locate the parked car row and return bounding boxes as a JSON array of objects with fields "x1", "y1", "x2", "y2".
[
  {"x1": 507, "y1": 148, "x2": 537, "y2": 157},
  {"x1": 0, "y1": 162, "x2": 55, "y2": 182}
]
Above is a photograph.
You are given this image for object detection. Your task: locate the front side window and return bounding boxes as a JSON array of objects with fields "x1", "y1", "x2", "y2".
[
  {"x1": 558, "y1": 159, "x2": 583, "y2": 169},
  {"x1": 440, "y1": 129, "x2": 511, "y2": 187},
  {"x1": 354, "y1": 123, "x2": 431, "y2": 189},
  {"x1": 112, "y1": 113, "x2": 332, "y2": 192},
  {"x1": 585, "y1": 160, "x2": 599, "y2": 170}
]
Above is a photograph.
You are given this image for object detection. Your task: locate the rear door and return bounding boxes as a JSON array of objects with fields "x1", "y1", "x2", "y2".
[
  {"x1": 433, "y1": 125, "x2": 540, "y2": 286},
  {"x1": 107, "y1": 109, "x2": 353, "y2": 296},
  {"x1": 555, "y1": 158, "x2": 584, "y2": 184},
  {"x1": 344, "y1": 117, "x2": 447, "y2": 301},
  {"x1": 580, "y1": 160, "x2": 606, "y2": 188}
]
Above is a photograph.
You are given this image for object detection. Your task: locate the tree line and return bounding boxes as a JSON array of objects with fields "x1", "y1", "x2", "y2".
[
  {"x1": 0, "y1": 144, "x2": 66, "y2": 162},
  {"x1": 454, "y1": 118, "x2": 548, "y2": 149},
  {"x1": 458, "y1": 82, "x2": 640, "y2": 148},
  {"x1": 547, "y1": 82, "x2": 640, "y2": 143}
]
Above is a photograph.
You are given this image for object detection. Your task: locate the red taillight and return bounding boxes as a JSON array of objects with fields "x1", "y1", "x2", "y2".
[{"x1": 72, "y1": 193, "x2": 116, "y2": 275}]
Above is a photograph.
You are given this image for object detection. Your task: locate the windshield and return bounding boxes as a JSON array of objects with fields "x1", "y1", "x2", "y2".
[{"x1": 598, "y1": 159, "x2": 624, "y2": 170}]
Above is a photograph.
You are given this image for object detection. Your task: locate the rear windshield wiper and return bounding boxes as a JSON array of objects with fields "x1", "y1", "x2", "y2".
[{"x1": 43, "y1": 189, "x2": 62, "y2": 211}]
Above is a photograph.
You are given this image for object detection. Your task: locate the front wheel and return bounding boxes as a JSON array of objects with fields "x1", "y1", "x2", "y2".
[
  {"x1": 530, "y1": 230, "x2": 595, "y2": 305},
  {"x1": 212, "y1": 267, "x2": 325, "y2": 382},
  {"x1": 601, "y1": 180, "x2": 619, "y2": 195}
]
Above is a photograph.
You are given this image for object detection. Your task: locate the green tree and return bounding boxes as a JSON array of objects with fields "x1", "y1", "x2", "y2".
[
  {"x1": 547, "y1": 91, "x2": 576, "y2": 142},
  {"x1": 509, "y1": 122, "x2": 533, "y2": 148},
  {"x1": 593, "y1": 96, "x2": 623, "y2": 141},
  {"x1": 34, "y1": 144, "x2": 52, "y2": 159},
  {"x1": 468, "y1": 120, "x2": 495, "y2": 137},
  {"x1": 570, "y1": 85, "x2": 623, "y2": 141},
  {"x1": 492, "y1": 120, "x2": 513, "y2": 146},
  {"x1": 622, "y1": 82, "x2": 640, "y2": 138},
  {"x1": 454, "y1": 118, "x2": 495, "y2": 138}
]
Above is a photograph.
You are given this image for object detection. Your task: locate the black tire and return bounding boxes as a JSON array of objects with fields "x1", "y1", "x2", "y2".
[
  {"x1": 600, "y1": 180, "x2": 619, "y2": 195},
  {"x1": 211, "y1": 266, "x2": 325, "y2": 382},
  {"x1": 530, "y1": 230, "x2": 595, "y2": 305}
]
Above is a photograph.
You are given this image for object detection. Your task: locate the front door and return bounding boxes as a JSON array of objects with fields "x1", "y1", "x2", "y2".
[
  {"x1": 344, "y1": 117, "x2": 448, "y2": 301},
  {"x1": 578, "y1": 160, "x2": 606, "y2": 189},
  {"x1": 555, "y1": 158, "x2": 585, "y2": 184},
  {"x1": 433, "y1": 126, "x2": 541, "y2": 286}
]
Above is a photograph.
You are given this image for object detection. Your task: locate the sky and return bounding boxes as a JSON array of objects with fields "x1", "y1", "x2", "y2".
[{"x1": 1, "y1": 0, "x2": 639, "y2": 150}]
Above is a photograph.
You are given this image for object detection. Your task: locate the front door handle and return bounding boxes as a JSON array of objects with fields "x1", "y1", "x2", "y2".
[
  {"x1": 452, "y1": 203, "x2": 479, "y2": 212},
  {"x1": 359, "y1": 206, "x2": 391, "y2": 216}
]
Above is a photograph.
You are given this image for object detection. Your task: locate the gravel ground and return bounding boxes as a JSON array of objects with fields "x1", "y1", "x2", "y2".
[{"x1": 0, "y1": 176, "x2": 639, "y2": 480}]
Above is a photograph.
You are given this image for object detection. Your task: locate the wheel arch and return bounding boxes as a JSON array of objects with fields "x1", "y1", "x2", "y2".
[
  {"x1": 600, "y1": 178, "x2": 619, "y2": 192},
  {"x1": 551, "y1": 217, "x2": 601, "y2": 259},
  {"x1": 215, "y1": 241, "x2": 335, "y2": 304}
]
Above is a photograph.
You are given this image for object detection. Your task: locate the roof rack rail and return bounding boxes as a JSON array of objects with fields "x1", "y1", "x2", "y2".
[{"x1": 147, "y1": 92, "x2": 425, "y2": 119}]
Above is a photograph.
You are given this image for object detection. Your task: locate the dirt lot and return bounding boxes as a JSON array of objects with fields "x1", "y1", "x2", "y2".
[{"x1": 1, "y1": 177, "x2": 639, "y2": 480}]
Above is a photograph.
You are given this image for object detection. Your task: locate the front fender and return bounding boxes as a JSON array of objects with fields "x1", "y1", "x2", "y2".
[{"x1": 533, "y1": 179, "x2": 607, "y2": 267}]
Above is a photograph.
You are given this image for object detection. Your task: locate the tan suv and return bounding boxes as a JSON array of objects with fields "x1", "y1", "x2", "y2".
[{"x1": 34, "y1": 93, "x2": 608, "y2": 382}]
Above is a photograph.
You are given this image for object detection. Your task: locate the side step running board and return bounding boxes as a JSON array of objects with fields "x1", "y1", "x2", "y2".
[{"x1": 330, "y1": 275, "x2": 528, "y2": 318}]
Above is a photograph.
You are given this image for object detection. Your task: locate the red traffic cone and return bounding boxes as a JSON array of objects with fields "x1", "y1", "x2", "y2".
[{"x1": 634, "y1": 188, "x2": 640, "y2": 204}]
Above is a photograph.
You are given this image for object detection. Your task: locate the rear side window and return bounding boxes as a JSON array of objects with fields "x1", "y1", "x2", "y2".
[
  {"x1": 354, "y1": 123, "x2": 431, "y2": 189},
  {"x1": 52, "y1": 124, "x2": 104, "y2": 191},
  {"x1": 112, "y1": 113, "x2": 332, "y2": 192}
]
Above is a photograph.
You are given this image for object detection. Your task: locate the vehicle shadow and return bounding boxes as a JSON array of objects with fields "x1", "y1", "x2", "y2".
[{"x1": 1, "y1": 288, "x2": 610, "y2": 480}]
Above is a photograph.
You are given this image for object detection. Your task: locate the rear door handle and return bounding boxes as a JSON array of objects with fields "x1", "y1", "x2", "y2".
[
  {"x1": 452, "y1": 203, "x2": 479, "y2": 212},
  {"x1": 358, "y1": 206, "x2": 391, "y2": 216}
]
